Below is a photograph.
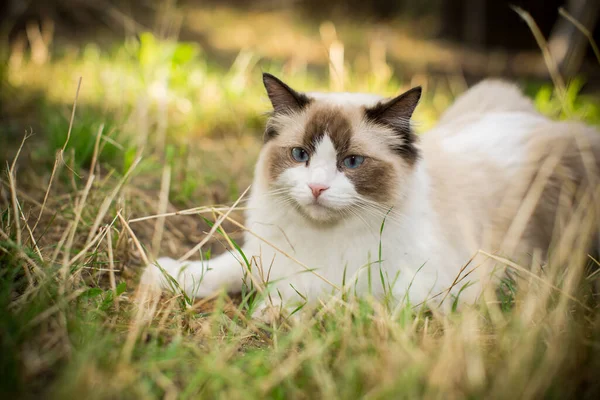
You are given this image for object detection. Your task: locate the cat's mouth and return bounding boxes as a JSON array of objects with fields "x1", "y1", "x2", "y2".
[
  {"x1": 299, "y1": 200, "x2": 344, "y2": 222},
  {"x1": 307, "y1": 200, "x2": 329, "y2": 209}
]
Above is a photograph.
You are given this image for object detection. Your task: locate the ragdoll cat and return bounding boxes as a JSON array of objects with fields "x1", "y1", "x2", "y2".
[{"x1": 141, "y1": 73, "x2": 600, "y2": 320}]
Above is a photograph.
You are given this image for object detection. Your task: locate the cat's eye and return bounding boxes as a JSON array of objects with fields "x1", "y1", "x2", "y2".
[
  {"x1": 343, "y1": 155, "x2": 365, "y2": 169},
  {"x1": 291, "y1": 147, "x2": 309, "y2": 163}
]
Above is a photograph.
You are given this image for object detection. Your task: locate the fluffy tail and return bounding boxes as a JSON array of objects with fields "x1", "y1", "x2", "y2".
[{"x1": 439, "y1": 80, "x2": 537, "y2": 125}]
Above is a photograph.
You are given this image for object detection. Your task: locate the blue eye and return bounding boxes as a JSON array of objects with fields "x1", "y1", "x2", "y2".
[
  {"x1": 343, "y1": 155, "x2": 365, "y2": 169},
  {"x1": 291, "y1": 147, "x2": 309, "y2": 163}
]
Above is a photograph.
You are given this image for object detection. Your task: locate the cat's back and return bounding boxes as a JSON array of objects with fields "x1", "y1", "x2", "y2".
[
  {"x1": 426, "y1": 111, "x2": 549, "y2": 171},
  {"x1": 422, "y1": 80, "x2": 600, "y2": 174},
  {"x1": 437, "y1": 79, "x2": 538, "y2": 125},
  {"x1": 421, "y1": 81, "x2": 600, "y2": 259}
]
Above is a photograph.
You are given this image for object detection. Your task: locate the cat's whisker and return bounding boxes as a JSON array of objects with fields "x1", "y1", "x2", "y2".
[
  {"x1": 352, "y1": 199, "x2": 401, "y2": 218},
  {"x1": 355, "y1": 200, "x2": 407, "y2": 222},
  {"x1": 347, "y1": 207, "x2": 378, "y2": 236},
  {"x1": 352, "y1": 205, "x2": 405, "y2": 227},
  {"x1": 240, "y1": 188, "x2": 291, "y2": 203}
]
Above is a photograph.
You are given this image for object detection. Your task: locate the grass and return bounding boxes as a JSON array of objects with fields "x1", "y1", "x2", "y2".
[{"x1": 2, "y1": 4, "x2": 600, "y2": 399}]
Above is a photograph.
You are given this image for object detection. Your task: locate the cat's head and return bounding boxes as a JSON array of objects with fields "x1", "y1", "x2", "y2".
[{"x1": 256, "y1": 73, "x2": 421, "y2": 223}]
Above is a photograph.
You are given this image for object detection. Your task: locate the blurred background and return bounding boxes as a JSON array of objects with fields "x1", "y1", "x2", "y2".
[{"x1": 1, "y1": 0, "x2": 599, "y2": 209}]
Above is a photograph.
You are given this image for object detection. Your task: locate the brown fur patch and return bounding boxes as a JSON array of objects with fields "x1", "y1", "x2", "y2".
[
  {"x1": 266, "y1": 144, "x2": 296, "y2": 182},
  {"x1": 303, "y1": 107, "x2": 353, "y2": 156},
  {"x1": 344, "y1": 157, "x2": 397, "y2": 203}
]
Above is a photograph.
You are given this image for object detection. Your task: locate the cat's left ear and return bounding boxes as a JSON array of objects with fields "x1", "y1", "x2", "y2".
[
  {"x1": 263, "y1": 73, "x2": 311, "y2": 114},
  {"x1": 364, "y1": 87, "x2": 421, "y2": 130},
  {"x1": 364, "y1": 87, "x2": 421, "y2": 163}
]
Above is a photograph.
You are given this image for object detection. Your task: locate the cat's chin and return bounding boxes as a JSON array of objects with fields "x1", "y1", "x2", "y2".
[{"x1": 298, "y1": 203, "x2": 343, "y2": 223}]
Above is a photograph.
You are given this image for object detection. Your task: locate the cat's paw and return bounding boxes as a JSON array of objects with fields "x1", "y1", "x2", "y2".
[
  {"x1": 251, "y1": 298, "x2": 302, "y2": 325},
  {"x1": 139, "y1": 257, "x2": 181, "y2": 291},
  {"x1": 252, "y1": 299, "x2": 284, "y2": 324}
]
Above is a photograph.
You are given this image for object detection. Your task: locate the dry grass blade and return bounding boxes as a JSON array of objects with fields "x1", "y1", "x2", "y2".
[
  {"x1": 559, "y1": 7, "x2": 600, "y2": 65},
  {"x1": 207, "y1": 208, "x2": 265, "y2": 295},
  {"x1": 151, "y1": 165, "x2": 171, "y2": 257},
  {"x1": 16, "y1": 202, "x2": 43, "y2": 261},
  {"x1": 88, "y1": 123, "x2": 104, "y2": 177},
  {"x1": 62, "y1": 174, "x2": 95, "y2": 275},
  {"x1": 122, "y1": 281, "x2": 161, "y2": 363},
  {"x1": 8, "y1": 131, "x2": 33, "y2": 247},
  {"x1": 117, "y1": 211, "x2": 150, "y2": 266},
  {"x1": 512, "y1": 6, "x2": 567, "y2": 106},
  {"x1": 58, "y1": 77, "x2": 82, "y2": 173},
  {"x1": 118, "y1": 210, "x2": 162, "y2": 362},
  {"x1": 178, "y1": 185, "x2": 251, "y2": 262},
  {"x1": 128, "y1": 206, "x2": 250, "y2": 223},
  {"x1": 31, "y1": 157, "x2": 62, "y2": 233},
  {"x1": 438, "y1": 252, "x2": 478, "y2": 306},
  {"x1": 86, "y1": 156, "x2": 141, "y2": 243},
  {"x1": 107, "y1": 229, "x2": 118, "y2": 308},
  {"x1": 32, "y1": 79, "x2": 82, "y2": 234},
  {"x1": 501, "y1": 139, "x2": 566, "y2": 254},
  {"x1": 478, "y1": 250, "x2": 592, "y2": 311},
  {"x1": 64, "y1": 214, "x2": 119, "y2": 271}
]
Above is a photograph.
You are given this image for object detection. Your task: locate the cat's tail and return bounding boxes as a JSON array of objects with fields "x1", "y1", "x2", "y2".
[{"x1": 438, "y1": 79, "x2": 538, "y2": 125}]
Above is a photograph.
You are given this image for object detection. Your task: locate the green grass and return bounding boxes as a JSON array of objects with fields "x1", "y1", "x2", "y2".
[{"x1": 2, "y1": 6, "x2": 600, "y2": 399}]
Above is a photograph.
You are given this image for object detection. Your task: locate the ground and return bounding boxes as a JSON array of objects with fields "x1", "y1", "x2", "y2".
[{"x1": 1, "y1": 3, "x2": 600, "y2": 399}]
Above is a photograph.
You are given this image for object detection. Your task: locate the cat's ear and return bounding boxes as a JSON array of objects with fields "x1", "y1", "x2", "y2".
[
  {"x1": 364, "y1": 87, "x2": 421, "y2": 129},
  {"x1": 263, "y1": 73, "x2": 311, "y2": 114},
  {"x1": 365, "y1": 87, "x2": 421, "y2": 163}
]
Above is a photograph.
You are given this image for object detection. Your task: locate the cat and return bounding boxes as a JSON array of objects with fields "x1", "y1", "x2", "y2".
[{"x1": 140, "y1": 73, "x2": 600, "y2": 321}]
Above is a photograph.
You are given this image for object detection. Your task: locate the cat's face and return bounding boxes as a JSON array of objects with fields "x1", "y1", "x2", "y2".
[{"x1": 257, "y1": 73, "x2": 421, "y2": 223}]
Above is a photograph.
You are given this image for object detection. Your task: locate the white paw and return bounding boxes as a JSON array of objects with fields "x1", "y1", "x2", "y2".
[
  {"x1": 250, "y1": 298, "x2": 304, "y2": 325},
  {"x1": 252, "y1": 300, "x2": 284, "y2": 324},
  {"x1": 139, "y1": 257, "x2": 181, "y2": 291}
]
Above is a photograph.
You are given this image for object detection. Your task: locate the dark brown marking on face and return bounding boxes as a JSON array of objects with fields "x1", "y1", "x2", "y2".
[
  {"x1": 263, "y1": 123, "x2": 279, "y2": 143},
  {"x1": 387, "y1": 131, "x2": 419, "y2": 165},
  {"x1": 267, "y1": 145, "x2": 296, "y2": 182},
  {"x1": 344, "y1": 158, "x2": 397, "y2": 203},
  {"x1": 303, "y1": 108, "x2": 353, "y2": 157}
]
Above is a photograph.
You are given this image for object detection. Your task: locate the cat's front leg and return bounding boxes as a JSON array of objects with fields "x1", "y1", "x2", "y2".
[{"x1": 140, "y1": 250, "x2": 247, "y2": 299}]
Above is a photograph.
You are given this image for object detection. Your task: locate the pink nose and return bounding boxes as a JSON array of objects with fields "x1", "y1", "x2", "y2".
[{"x1": 308, "y1": 184, "x2": 329, "y2": 198}]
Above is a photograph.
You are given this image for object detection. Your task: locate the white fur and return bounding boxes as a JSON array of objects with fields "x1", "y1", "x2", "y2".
[
  {"x1": 438, "y1": 112, "x2": 548, "y2": 168},
  {"x1": 140, "y1": 81, "x2": 584, "y2": 319}
]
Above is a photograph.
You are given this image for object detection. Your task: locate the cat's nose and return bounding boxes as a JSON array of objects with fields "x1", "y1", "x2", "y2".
[{"x1": 308, "y1": 184, "x2": 329, "y2": 199}]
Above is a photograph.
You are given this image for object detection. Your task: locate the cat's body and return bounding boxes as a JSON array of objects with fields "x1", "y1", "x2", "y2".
[{"x1": 142, "y1": 76, "x2": 600, "y2": 318}]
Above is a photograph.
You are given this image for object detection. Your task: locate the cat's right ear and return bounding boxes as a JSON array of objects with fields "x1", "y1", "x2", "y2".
[{"x1": 263, "y1": 73, "x2": 311, "y2": 114}]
